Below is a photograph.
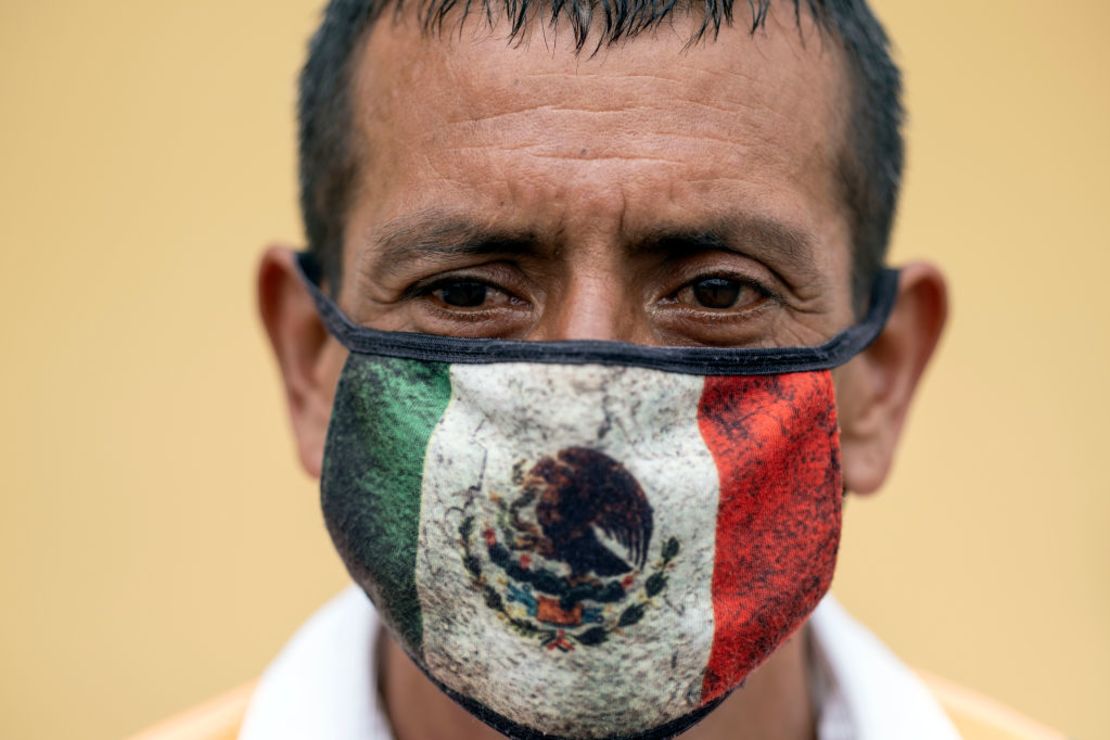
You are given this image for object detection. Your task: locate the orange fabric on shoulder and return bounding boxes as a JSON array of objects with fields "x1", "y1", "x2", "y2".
[
  {"x1": 918, "y1": 671, "x2": 1065, "y2": 740},
  {"x1": 128, "y1": 681, "x2": 256, "y2": 740}
]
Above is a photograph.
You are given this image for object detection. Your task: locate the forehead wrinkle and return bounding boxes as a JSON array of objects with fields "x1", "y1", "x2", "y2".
[{"x1": 356, "y1": 9, "x2": 847, "y2": 165}]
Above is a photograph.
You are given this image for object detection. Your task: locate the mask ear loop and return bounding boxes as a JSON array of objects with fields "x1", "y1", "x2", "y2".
[{"x1": 294, "y1": 250, "x2": 901, "y2": 375}]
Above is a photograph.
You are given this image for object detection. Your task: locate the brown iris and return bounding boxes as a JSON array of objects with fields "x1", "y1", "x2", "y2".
[
  {"x1": 435, "y1": 281, "x2": 489, "y2": 308},
  {"x1": 691, "y1": 277, "x2": 742, "y2": 309}
]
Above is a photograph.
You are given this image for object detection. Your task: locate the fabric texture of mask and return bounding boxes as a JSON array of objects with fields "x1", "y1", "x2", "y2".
[{"x1": 296, "y1": 253, "x2": 899, "y2": 740}]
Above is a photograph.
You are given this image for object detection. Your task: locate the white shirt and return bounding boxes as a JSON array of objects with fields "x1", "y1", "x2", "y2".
[{"x1": 239, "y1": 586, "x2": 960, "y2": 740}]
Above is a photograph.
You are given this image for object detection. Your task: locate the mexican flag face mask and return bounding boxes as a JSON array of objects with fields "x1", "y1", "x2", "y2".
[{"x1": 296, "y1": 253, "x2": 899, "y2": 740}]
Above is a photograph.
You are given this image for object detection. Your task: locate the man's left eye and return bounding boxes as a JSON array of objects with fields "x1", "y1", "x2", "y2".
[
  {"x1": 677, "y1": 277, "x2": 766, "y2": 311},
  {"x1": 434, "y1": 280, "x2": 489, "y2": 308},
  {"x1": 692, "y1": 277, "x2": 741, "y2": 309}
]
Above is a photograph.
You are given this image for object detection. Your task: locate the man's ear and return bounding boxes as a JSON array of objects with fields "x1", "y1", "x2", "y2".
[
  {"x1": 257, "y1": 246, "x2": 346, "y2": 478},
  {"x1": 836, "y1": 262, "x2": 948, "y2": 495}
]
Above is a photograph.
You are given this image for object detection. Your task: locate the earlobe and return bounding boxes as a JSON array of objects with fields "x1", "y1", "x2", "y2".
[
  {"x1": 257, "y1": 246, "x2": 343, "y2": 478},
  {"x1": 838, "y1": 262, "x2": 948, "y2": 495}
]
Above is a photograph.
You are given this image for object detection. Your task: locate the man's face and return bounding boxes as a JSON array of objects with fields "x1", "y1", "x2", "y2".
[
  {"x1": 262, "y1": 4, "x2": 945, "y2": 503},
  {"x1": 336, "y1": 8, "x2": 855, "y2": 350}
]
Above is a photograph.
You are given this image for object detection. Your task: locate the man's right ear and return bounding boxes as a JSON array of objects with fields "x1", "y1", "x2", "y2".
[{"x1": 257, "y1": 246, "x2": 346, "y2": 478}]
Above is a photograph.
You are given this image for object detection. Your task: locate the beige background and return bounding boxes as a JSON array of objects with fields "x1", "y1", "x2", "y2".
[{"x1": 1, "y1": 1, "x2": 1106, "y2": 738}]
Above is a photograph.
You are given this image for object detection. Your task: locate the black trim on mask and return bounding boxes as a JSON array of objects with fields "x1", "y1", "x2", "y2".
[
  {"x1": 407, "y1": 640, "x2": 729, "y2": 740},
  {"x1": 295, "y1": 251, "x2": 899, "y2": 376}
]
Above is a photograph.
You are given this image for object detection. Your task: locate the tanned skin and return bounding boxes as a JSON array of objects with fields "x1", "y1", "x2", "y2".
[{"x1": 259, "y1": 4, "x2": 947, "y2": 738}]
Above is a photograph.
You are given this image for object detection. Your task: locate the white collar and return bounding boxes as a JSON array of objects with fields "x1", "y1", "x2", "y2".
[
  {"x1": 808, "y1": 597, "x2": 960, "y2": 740},
  {"x1": 238, "y1": 587, "x2": 392, "y2": 740},
  {"x1": 240, "y1": 586, "x2": 959, "y2": 740}
]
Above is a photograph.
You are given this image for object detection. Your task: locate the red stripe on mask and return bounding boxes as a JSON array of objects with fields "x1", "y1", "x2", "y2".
[{"x1": 696, "y1": 371, "x2": 843, "y2": 705}]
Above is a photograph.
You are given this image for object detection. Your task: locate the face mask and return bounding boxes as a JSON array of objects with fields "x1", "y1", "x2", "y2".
[{"x1": 296, "y1": 253, "x2": 898, "y2": 740}]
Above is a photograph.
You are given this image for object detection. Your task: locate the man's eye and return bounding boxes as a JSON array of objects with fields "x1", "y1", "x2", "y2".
[
  {"x1": 433, "y1": 281, "x2": 489, "y2": 308},
  {"x1": 691, "y1": 277, "x2": 742, "y2": 309},
  {"x1": 668, "y1": 275, "x2": 770, "y2": 313}
]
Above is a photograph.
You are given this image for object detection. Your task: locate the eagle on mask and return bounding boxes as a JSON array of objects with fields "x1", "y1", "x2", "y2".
[{"x1": 513, "y1": 447, "x2": 654, "y2": 581}]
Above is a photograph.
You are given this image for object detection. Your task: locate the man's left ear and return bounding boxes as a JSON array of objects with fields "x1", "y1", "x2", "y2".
[{"x1": 836, "y1": 262, "x2": 948, "y2": 495}]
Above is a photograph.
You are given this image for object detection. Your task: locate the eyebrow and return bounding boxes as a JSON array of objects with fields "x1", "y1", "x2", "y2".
[
  {"x1": 629, "y1": 216, "x2": 822, "y2": 286},
  {"x1": 361, "y1": 209, "x2": 821, "y2": 286},
  {"x1": 364, "y1": 211, "x2": 539, "y2": 282}
]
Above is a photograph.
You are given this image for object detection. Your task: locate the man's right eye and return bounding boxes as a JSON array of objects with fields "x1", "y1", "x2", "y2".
[{"x1": 432, "y1": 280, "x2": 489, "y2": 308}]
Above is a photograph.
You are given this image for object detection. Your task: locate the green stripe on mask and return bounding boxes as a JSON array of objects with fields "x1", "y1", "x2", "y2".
[{"x1": 321, "y1": 353, "x2": 452, "y2": 656}]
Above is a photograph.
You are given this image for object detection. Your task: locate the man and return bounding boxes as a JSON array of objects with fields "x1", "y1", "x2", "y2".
[{"x1": 251, "y1": 0, "x2": 951, "y2": 737}]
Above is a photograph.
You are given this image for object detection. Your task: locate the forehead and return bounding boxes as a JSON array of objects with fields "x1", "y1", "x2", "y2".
[{"x1": 344, "y1": 7, "x2": 852, "y2": 277}]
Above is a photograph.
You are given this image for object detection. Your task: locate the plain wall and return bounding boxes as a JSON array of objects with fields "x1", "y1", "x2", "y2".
[{"x1": 1, "y1": 1, "x2": 1106, "y2": 737}]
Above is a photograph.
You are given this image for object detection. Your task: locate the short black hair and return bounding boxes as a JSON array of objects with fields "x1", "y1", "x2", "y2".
[{"x1": 298, "y1": 0, "x2": 903, "y2": 310}]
